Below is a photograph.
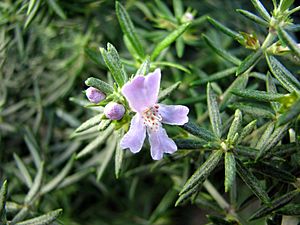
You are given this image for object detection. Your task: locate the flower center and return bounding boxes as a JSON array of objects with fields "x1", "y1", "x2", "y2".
[{"x1": 142, "y1": 104, "x2": 162, "y2": 132}]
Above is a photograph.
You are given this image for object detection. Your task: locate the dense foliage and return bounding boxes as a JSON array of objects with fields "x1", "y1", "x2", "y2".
[{"x1": 0, "y1": 0, "x2": 300, "y2": 224}]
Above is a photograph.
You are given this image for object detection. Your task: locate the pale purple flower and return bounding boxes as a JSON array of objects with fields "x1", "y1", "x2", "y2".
[
  {"x1": 104, "y1": 102, "x2": 125, "y2": 120},
  {"x1": 120, "y1": 69, "x2": 189, "y2": 160},
  {"x1": 86, "y1": 87, "x2": 106, "y2": 103}
]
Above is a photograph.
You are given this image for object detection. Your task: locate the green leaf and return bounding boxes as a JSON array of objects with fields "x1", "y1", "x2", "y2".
[
  {"x1": 85, "y1": 77, "x2": 114, "y2": 94},
  {"x1": 179, "y1": 150, "x2": 223, "y2": 195},
  {"x1": 15, "y1": 209, "x2": 63, "y2": 225},
  {"x1": 100, "y1": 43, "x2": 128, "y2": 87},
  {"x1": 250, "y1": 189, "x2": 299, "y2": 220},
  {"x1": 24, "y1": 127, "x2": 41, "y2": 169},
  {"x1": 253, "y1": 162, "x2": 296, "y2": 183},
  {"x1": 41, "y1": 156, "x2": 75, "y2": 194},
  {"x1": 278, "y1": 0, "x2": 295, "y2": 11},
  {"x1": 181, "y1": 121, "x2": 217, "y2": 141},
  {"x1": 74, "y1": 114, "x2": 103, "y2": 133},
  {"x1": 135, "y1": 57, "x2": 150, "y2": 76},
  {"x1": 266, "y1": 72, "x2": 281, "y2": 111},
  {"x1": 207, "y1": 83, "x2": 222, "y2": 139},
  {"x1": 97, "y1": 134, "x2": 117, "y2": 181},
  {"x1": 25, "y1": 0, "x2": 41, "y2": 29},
  {"x1": 231, "y1": 89, "x2": 285, "y2": 102},
  {"x1": 153, "y1": 61, "x2": 190, "y2": 74},
  {"x1": 27, "y1": 0, "x2": 37, "y2": 15},
  {"x1": 227, "y1": 109, "x2": 242, "y2": 144},
  {"x1": 158, "y1": 81, "x2": 181, "y2": 102},
  {"x1": 175, "y1": 37, "x2": 185, "y2": 58},
  {"x1": 84, "y1": 48, "x2": 105, "y2": 68},
  {"x1": 151, "y1": 23, "x2": 190, "y2": 61},
  {"x1": 220, "y1": 73, "x2": 249, "y2": 110},
  {"x1": 191, "y1": 67, "x2": 237, "y2": 86},
  {"x1": 266, "y1": 55, "x2": 300, "y2": 93},
  {"x1": 175, "y1": 139, "x2": 218, "y2": 149},
  {"x1": 229, "y1": 102, "x2": 275, "y2": 118},
  {"x1": 224, "y1": 152, "x2": 236, "y2": 192},
  {"x1": 237, "y1": 120, "x2": 257, "y2": 144},
  {"x1": 202, "y1": 35, "x2": 241, "y2": 65},
  {"x1": 0, "y1": 180, "x2": 7, "y2": 222},
  {"x1": 236, "y1": 159, "x2": 270, "y2": 204},
  {"x1": 175, "y1": 186, "x2": 198, "y2": 206},
  {"x1": 115, "y1": 1, "x2": 144, "y2": 58},
  {"x1": 250, "y1": 0, "x2": 271, "y2": 21},
  {"x1": 236, "y1": 49, "x2": 262, "y2": 76},
  {"x1": 173, "y1": 0, "x2": 183, "y2": 18},
  {"x1": 255, "y1": 122, "x2": 275, "y2": 151},
  {"x1": 115, "y1": 130, "x2": 124, "y2": 179},
  {"x1": 276, "y1": 203, "x2": 300, "y2": 216},
  {"x1": 13, "y1": 154, "x2": 33, "y2": 188},
  {"x1": 207, "y1": 17, "x2": 243, "y2": 41},
  {"x1": 47, "y1": 0, "x2": 66, "y2": 20},
  {"x1": 24, "y1": 162, "x2": 44, "y2": 204},
  {"x1": 277, "y1": 27, "x2": 300, "y2": 59},
  {"x1": 236, "y1": 9, "x2": 269, "y2": 26},
  {"x1": 277, "y1": 99, "x2": 300, "y2": 126},
  {"x1": 256, "y1": 123, "x2": 290, "y2": 160}
]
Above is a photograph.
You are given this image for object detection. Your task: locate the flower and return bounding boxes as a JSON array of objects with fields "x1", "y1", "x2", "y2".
[
  {"x1": 104, "y1": 102, "x2": 125, "y2": 120},
  {"x1": 120, "y1": 69, "x2": 189, "y2": 160},
  {"x1": 86, "y1": 87, "x2": 106, "y2": 103}
]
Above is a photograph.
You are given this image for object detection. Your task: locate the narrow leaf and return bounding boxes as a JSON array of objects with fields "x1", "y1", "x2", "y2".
[
  {"x1": 158, "y1": 81, "x2": 181, "y2": 102},
  {"x1": 97, "y1": 135, "x2": 117, "y2": 180},
  {"x1": 115, "y1": 130, "x2": 124, "y2": 179},
  {"x1": 179, "y1": 150, "x2": 223, "y2": 195},
  {"x1": 266, "y1": 72, "x2": 281, "y2": 111},
  {"x1": 24, "y1": 0, "x2": 41, "y2": 29},
  {"x1": 237, "y1": 120, "x2": 257, "y2": 144},
  {"x1": 224, "y1": 152, "x2": 236, "y2": 192},
  {"x1": 116, "y1": 1, "x2": 144, "y2": 58},
  {"x1": 24, "y1": 127, "x2": 41, "y2": 169},
  {"x1": 236, "y1": 9, "x2": 269, "y2": 26},
  {"x1": 77, "y1": 126, "x2": 113, "y2": 159},
  {"x1": 100, "y1": 43, "x2": 128, "y2": 87},
  {"x1": 277, "y1": 27, "x2": 300, "y2": 59},
  {"x1": 191, "y1": 67, "x2": 236, "y2": 86},
  {"x1": 207, "y1": 17, "x2": 243, "y2": 41},
  {"x1": 135, "y1": 57, "x2": 150, "y2": 76},
  {"x1": 151, "y1": 23, "x2": 190, "y2": 61},
  {"x1": 229, "y1": 102, "x2": 275, "y2": 118},
  {"x1": 207, "y1": 83, "x2": 222, "y2": 138},
  {"x1": 277, "y1": 99, "x2": 300, "y2": 126},
  {"x1": 181, "y1": 121, "x2": 217, "y2": 141},
  {"x1": 175, "y1": 139, "x2": 216, "y2": 149},
  {"x1": 13, "y1": 154, "x2": 33, "y2": 188},
  {"x1": 85, "y1": 77, "x2": 114, "y2": 94},
  {"x1": 266, "y1": 55, "x2": 300, "y2": 93},
  {"x1": 74, "y1": 114, "x2": 103, "y2": 133},
  {"x1": 203, "y1": 35, "x2": 241, "y2": 65},
  {"x1": 231, "y1": 89, "x2": 285, "y2": 102},
  {"x1": 250, "y1": 189, "x2": 299, "y2": 220},
  {"x1": 24, "y1": 162, "x2": 44, "y2": 204},
  {"x1": 15, "y1": 209, "x2": 63, "y2": 225},
  {"x1": 250, "y1": 0, "x2": 271, "y2": 21},
  {"x1": 236, "y1": 159, "x2": 270, "y2": 204},
  {"x1": 41, "y1": 156, "x2": 75, "y2": 194},
  {"x1": 0, "y1": 180, "x2": 7, "y2": 221},
  {"x1": 236, "y1": 49, "x2": 262, "y2": 76},
  {"x1": 227, "y1": 109, "x2": 242, "y2": 143},
  {"x1": 255, "y1": 122, "x2": 275, "y2": 151},
  {"x1": 47, "y1": 0, "x2": 67, "y2": 20},
  {"x1": 276, "y1": 204, "x2": 300, "y2": 216}
]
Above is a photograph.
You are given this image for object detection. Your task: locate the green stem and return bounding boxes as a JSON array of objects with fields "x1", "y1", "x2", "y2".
[{"x1": 261, "y1": 32, "x2": 276, "y2": 50}]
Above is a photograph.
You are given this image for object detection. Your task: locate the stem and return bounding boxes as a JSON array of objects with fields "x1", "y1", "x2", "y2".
[
  {"x1": 261, "y1": 32, "x2": 276, "y2": 50},
  {"x1": 281, "y1": 216, "x2": 299, "y2": 225},
  {"x1": 203, "y1": 180, "x2": 230, "y2": 210}
]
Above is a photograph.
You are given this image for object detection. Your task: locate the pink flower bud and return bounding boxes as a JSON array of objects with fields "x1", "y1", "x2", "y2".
[
  {"x1": 86, "y1": 87, "x2": 106, "y2": 103},
  {"x1": 104, "y1": 102, "x2": 125, "y2": 120}
]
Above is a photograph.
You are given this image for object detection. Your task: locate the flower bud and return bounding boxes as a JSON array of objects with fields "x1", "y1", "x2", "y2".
[
  {"x1": 86, "y1": 87, "x2": 106, "y2": 103},
  {"x1": 104, "y1": 102, "x2": 125, "y2": 120},
  {"x1": 181, "y1": 12, "x2": 194, "y2": 23}
]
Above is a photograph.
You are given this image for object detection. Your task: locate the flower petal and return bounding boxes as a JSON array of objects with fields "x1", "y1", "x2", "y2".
[
  {"x1": 158, "y1": 104, "x2": 189, "y2": 125},
  {"x1": 120, "y1": 114, "x2": 146, "y2": 153},
  {"x1": 148, "y1": 126, "x2": 177, "y2": 160},
  {"x1": 122, "y1": 69, "x2": 161, "y2": 112}
]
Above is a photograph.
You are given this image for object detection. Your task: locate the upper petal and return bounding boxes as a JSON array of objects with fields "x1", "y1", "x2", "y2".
[
  {"x1": 122, "y1": 69, "x2": 161, "y2": 112},
  {"x1": 120, "y1": 114, "x2": 146, "y2": 153},
  {"x1": 158, "y1": 104, "x2": 189, "y2": 125},
  {"x1": 148, "y1": 125, "x2": 177, "y2": 160}
]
